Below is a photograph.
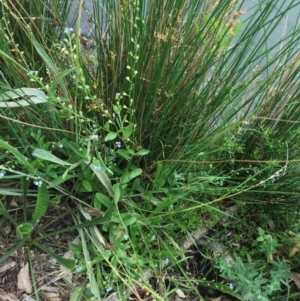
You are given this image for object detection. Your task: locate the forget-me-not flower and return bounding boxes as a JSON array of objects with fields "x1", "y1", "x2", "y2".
[
  {"x1": 63, "y1": 27, "x2": 74, "y2": 35},
  {"x1": 0, "y1": 171, "x2": 5, "y2": 178},
  {"x1": 34, "y1": 180, "x2": 43, "y2": 187},
  {"x1": 94, "y1": 165, "x2": 101, "y2": 171},
  {"x1": 26, "y1": 70, "x2": 38, "y2": 77},
  {"x1": 105, "y1": 286, "x2": 113, "y2": 293}
]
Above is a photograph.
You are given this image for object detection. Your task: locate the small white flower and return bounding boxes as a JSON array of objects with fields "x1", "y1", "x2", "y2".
[
  {"x1": 229, "y1": 282, "x2": 234, "y2": 290},
  {"x1": 105, "y1": 286, "x2": 113, "y2": 293},
  {"x1": 115, "y1": 92, "x2": 121, "y2": 98},
  {"x1": 115, "y1": 141, "x2": 122, "y2": 148},
  {"x1": 63, "y1": 27, "x2": 74, "y2": 35},
  {"x1": 58, "y1": 143, "x2": 63, "y2": 148},
  {"x1": 34, "y1": 180, "x2": 42, "y2": 187},
  {"x1": 75, "y1": 266, "x2": 84, "y2": 273},
  {"x1": 123, "y1": 233, "x2": 129, "y2": 240},
  {"x1": 220, "y1": 180, "x2": 224, "y2": 186},
  {"x1": 94, "y1": 165, "x2": 101, "y2": 171},
  {"x1": 164, "y1": 258, "x2": 170, "y2": 265},
  {"x1": 26, "y1": 70, "x2": 38, "y2": 77},
  {"x1": 0, "y1": 171, "x2": 5, "y2": 178},
  {"x1": 169, "y1": 204, "x2": 174, "y2": 211}
]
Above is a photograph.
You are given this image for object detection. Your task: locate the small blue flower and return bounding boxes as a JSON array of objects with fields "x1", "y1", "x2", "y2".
[
  {"x1": 63, "y1": 27, "x2": 74, "y2": 35},
  {"x1": 105, "y1": 286, "x2": 113, "y2": 293},
  {"x1": 115, "y1": 141, "x2": 122, "y2": 148},
  {"x1": 34, "y1": 180, "x2": 43, "y2": 187},
  {"x1": 94, "y1": 165, "x2": 101, "y2": 171},
  {"x1": 229, "y1": 282, "x2": 234, "y2": 290},
  {"x1": 26, "y1": 70, "x2": 38, "y2": 77},
  {"x1": 75, "y1": 266, "x2": 84, "y2": 273},
  {"x1": 58, "y1": 143, "x2": 63, "y2": 148},
  {"x1": 0, "y1": 171, "x2": 5, "y2": 179},
  {"x1": 123, "y1": 233, "x2": 129, "y2": 240}
]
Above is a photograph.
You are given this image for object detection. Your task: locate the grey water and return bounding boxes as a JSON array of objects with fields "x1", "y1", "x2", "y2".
[{"x1": 68, "y1": 0, "x2": 300, "y2": 49}]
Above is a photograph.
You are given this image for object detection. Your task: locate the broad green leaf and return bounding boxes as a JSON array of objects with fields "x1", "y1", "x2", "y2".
[
  {"x1": 123, "y1": 123, "x2": 134, "y2": 139},
  {"x1": 33, "y1": 184, "x2": 49, "y2": 223},
  {"x1": 141, "y1": 192, "x2": 162, "y2": 205},
  {"x1": 32, "y1": 148, "x2": 71, "y2": 166},
  {"x1": 86, "y1": 162, "x2": 113, "y2": 197},
  {"x1": 0, "y1": 88, "x2": 48, "y2": 107},
  {"x1": 82, "y1": 180, "x2": 92, "y2": 192},
  {"x1": 32, "y1": 38, "x2": 68, "y2": 97},
  {"x1": 129, "y1": 168, "x2": 142, "y2": 181},
  {"x1": 105, "y1": 132, "x2": 118, "y2": 141},
  {"x1": 113, "y1": 183, "x2": 122, "y2": 204},
  {"x1": 0, "y1": 139, "x2": 34, "y2": 172},
  {"x1": 117, "y1": 149, "x2": 132, "y2": 160},
  {"x1": 94, "y1": 193, "x2": 113, "y2": 208},
  {"x1": 17, "y1": 222, "x2": 33, "y2": 239},
  {"x1": 134, "y1": 149, "x2": 150, "y2": 156},
  {"x1": 34, "y1": 242, "x2": 75, "y2": 269},
  {"x1": 123, "y1": 217, "x2": 137, "y2": 226}
]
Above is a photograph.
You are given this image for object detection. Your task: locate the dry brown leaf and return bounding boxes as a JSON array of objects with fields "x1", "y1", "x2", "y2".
[
  {"x1": 41, "y1": 292, "x2": 61, "y2": 301},
  {"x1": 22, "y1": 294, "x2": 36, "y2": 301},
  {"x1": 60, "y1": 236, "x2": 80, "y2": 284},
  {"x1": 290, "y1": 271, "x2": 300, "y2": 288},
  {"x1": 104, "y1": 293, "x2": 119, "y2": 301},
  {"x1": 0, "y1": 257, "x2": 17, "y2": 273},
  {"x1": 175, "y1": 289, "x2": 186, "y2": 299},
  {"x1": 289, "y1": 246, "x2": 300, "y2": 257},
  {"x1": 17, "y1": 262, "x2": 32, "y2": 294},
  {"x1": 0, "y1": 292, "x2": 18, "y2": 301}
]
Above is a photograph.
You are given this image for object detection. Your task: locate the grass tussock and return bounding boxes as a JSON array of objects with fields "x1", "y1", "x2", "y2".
[{"x1": 1, "y1": 0, "x2": 300, "y2": 300}]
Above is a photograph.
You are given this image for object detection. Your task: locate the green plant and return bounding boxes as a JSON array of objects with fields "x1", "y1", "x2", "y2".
[{"x1": 1, "y1": 0, "x2": 300, "y2": 299}]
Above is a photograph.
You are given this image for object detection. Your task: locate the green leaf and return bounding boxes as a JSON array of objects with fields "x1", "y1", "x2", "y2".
[
  {"x1": 33, "y1": 184, "x2": 49, "y2": 223},
  {"x1": 113, "y1": 183, "x2": 122, "y2": 204},
  {"x1": 134, "y1": 149, "x2": 150, "y2": 156},
  {"x1": 32, "y1": 148, "x2": 71, "y2": 166},
  {"x1": 82, "y1": 180, "x2": 92, "y2": 192},
  {"x1": 105, "y1": 132, "x2": 118, "y2": 141},
  {"x1": 17, "y1": 222, "x2": 33, "y2": 239},
  {"x1": 94, "y1": 193, "x2": 113, "y2": 208},
  {"x1": 49, "y1": 196, "x2": 60, "y2": 204},
  {"x1": 123, "y1": 217, "x2": 137, "y2": 226},
  {"x1": 34, "y1": 242, "x2": 75, "y2": 269},
  {"x1": 32, "y1": 38, "x2": 68, "y2": 98},
  {"x1": 117, "y1": 149, "x2": 132, "y2": 160},
  {"x1": 0, "y1": 139, "x2": 34, "y2": 172},
  {"x1": 129, "y1": 168, "x2": 142, "y2": 179},
  {"x1": 0, "y1": 88, "x2": 48, "y2": 107},
  {"x1": 141, "y1": 192, "x2": 162, "y2": 205},
  {"x1": 258, "y1": 227, "x2": 265, "y2": 237},
  {"x1": 49, "y1": 67, "x2": 77, "y2": 93},
  {"x1": 87, "y1": 162, "x2": 114, "y2": 197},
  {"x1": 123, "y1": 123, "x2": 134, "y2": 139}
]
